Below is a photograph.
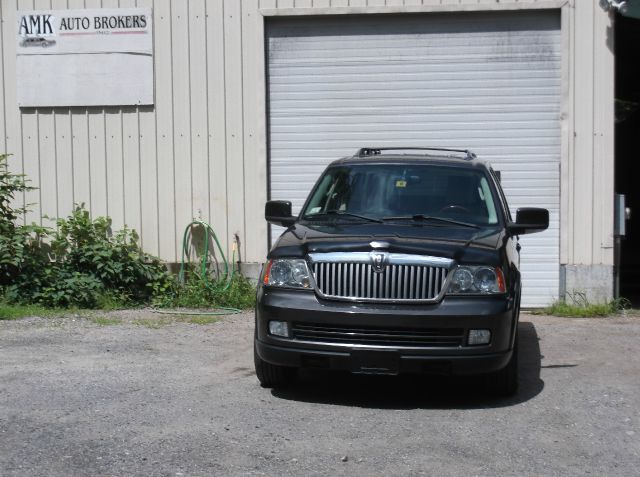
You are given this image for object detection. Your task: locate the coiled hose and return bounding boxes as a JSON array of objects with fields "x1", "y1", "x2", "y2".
[{"x1": 153, "y1": 220, "x2": 243, "y2": 316}]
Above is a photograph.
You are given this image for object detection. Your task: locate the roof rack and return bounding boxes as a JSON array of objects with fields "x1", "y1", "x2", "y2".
[{"x1": 356, "y1": 147, "x2": 477, "y2": 161}]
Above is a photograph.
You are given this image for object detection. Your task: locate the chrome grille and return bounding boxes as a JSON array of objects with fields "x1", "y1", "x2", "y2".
[{"x1": 308, "y1": 252, "x2": 453, "y2": 302}]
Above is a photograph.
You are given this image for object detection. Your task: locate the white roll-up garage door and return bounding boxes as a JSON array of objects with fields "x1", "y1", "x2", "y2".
[{"x1": 267, "y1": 11, "x2": 561, "y2": 307}]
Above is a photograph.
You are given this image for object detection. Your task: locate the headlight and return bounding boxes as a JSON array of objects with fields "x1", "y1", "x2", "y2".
[
  {"x1": 447, "y1": 266, "x2": 506, "y2": 294},
  {"x1": 263, "y1": 259, "x2": 312, "y2": 289}
]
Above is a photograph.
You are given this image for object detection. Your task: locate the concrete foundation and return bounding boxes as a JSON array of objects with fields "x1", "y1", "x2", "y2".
[
  {"x1": 239, "y1": 262, "x2": 263, "y2": 282},
  {"x1": 560, "y1": 264, "x2": 614, "y2": 304}
]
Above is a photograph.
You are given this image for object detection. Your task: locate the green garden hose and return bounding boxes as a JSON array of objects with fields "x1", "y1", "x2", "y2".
[
  {"x1": 178, "y1": 220, "x2": 234, "y2": 291},
  {"x1": 154, "y1": 220, "x2": 243, "y2": 316}
]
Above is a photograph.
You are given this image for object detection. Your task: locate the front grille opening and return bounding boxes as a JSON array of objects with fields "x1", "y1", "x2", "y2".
[
  {"x1": 312, "y1": 262, "x2": 448, "y2": 302},
  {"x1": 292, "y1": 323, "x2": 464, "y2": 348}
]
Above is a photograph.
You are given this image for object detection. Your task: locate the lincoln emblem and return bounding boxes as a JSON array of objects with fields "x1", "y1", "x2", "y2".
[{"x1": 371, "y1": 252, "x2": 387, "y2": 273}]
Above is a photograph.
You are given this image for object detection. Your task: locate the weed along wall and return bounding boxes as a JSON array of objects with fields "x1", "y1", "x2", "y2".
[{"x1": 0, "y1": 0, "x2": 616, "y2": 305}]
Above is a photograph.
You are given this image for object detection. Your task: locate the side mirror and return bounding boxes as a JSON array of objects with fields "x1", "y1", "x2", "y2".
[
  {"x1": 508, "y1": 208, "x2": 549, "y2": 235},
  {"x1": 265, "y1": 200, "x2": 296, "y2": 227}
]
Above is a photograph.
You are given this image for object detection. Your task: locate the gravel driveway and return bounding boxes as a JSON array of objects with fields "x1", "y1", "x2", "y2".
[{"x1": 1, "y1": 311, "x2": 639, "y2": 476}]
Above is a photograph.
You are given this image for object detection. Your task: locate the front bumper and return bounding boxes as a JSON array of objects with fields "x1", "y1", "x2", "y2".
[{"x1": 255, "y1": 287, "x2": 518, "y2": 376}]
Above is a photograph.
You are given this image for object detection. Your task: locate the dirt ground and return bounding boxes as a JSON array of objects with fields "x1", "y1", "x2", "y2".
[{"x1": 1, "y1": 310, "x2": 639, "y2": 476}]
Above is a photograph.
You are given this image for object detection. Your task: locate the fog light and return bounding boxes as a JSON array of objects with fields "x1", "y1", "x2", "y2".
[
  {"x1": 269, "y1": 321, "x2": 290, "y2": 338},
  {"x1": 468, "y1": 329, "x2": 491, "y2": 346}
]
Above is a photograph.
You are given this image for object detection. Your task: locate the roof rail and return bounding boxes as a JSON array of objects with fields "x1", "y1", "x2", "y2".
[{"x1": 356, "y1": 147, "x2": 477, "y2": 161}]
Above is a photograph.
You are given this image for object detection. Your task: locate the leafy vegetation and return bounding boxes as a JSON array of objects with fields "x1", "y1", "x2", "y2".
[
  {"x1": 0, "y1": 154, "x2": 167, "y2": 309},
  {"x1": 0, "y1": 154, "x2": 40, "y2": 286},
  {"x1": 536, "y1": 291, "x2": 630, "y2": 318},
  {"x1": 4, "y1": 205, "x2": 173, "y2": 308},
  {"x1": 0, "y1": 153, "x2": 256, "y2": 313},
  {"x1": 157, "y1": 273, "x2": 256, "y2": 310}
]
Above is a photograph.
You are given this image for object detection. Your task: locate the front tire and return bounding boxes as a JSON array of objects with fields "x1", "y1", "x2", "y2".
[
  {"x1": 254, "y1": 344, "x2": 296, "y2": 388},
  {"x1": 486, "y1": 336, "x2": 518, "y2": 397}
]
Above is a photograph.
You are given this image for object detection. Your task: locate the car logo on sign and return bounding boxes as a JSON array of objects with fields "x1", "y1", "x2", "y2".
[{"x1": 370, "y1": 252, "x2": 388, "y2": 273}]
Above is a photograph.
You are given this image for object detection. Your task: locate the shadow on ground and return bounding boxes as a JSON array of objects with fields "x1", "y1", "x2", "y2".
[{"x1": 271, "y1": 321, "x2": 544, "y2": 410}]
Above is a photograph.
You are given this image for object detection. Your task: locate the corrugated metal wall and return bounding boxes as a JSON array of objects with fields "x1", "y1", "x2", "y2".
[
  {"x1": 0, "y1": 0, "x2": 267, "y2": 265},
  {"x1": 0, "y1": 0, "x2": 614, "y2": 275}
]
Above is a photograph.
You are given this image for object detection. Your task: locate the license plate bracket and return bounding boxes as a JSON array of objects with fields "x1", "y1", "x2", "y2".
[{"x1": 350, "y1": 350, "x2": 400, "y2": 375}]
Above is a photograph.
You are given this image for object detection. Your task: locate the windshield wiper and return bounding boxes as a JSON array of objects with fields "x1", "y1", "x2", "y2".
[
  {"x1": 304, "y1": 210, "x2": 383, "y2": 224},
  {"x1": 382, "y1": 214, "x2": 480, "y2": 229}
]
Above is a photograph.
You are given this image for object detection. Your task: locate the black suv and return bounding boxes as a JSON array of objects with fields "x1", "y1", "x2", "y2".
[{"x1": 255, "y1": 147, "x2": 548, "y2": 396}]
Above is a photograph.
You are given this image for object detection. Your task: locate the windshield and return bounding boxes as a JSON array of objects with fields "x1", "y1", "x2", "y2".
[{"x1": 301, "y1": 163, "x2": 500, "y2": 226}]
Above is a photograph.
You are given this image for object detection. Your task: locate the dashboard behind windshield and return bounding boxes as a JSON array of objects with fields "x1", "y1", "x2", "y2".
[{"x1": 301, "y1": 163, "x2": 500, "y2": 226}]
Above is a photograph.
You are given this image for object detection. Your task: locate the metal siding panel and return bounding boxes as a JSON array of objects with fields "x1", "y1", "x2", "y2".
[
  {"x1": 51, "y1": 0, "x2": 71, "y2": 219},
  {"x1": 21, "y1": 110, "x2": 40, "y2": 225},
  {"x1": 136, "y1": 0, "x2": 158, "y2": 254},
  {"x1": 122, "y1": 108, "x2": 141, "y2": 232},
  {"x1": 592, "y1": 7, "x2": 614, "y2": 265},
  {"x1": 189, "y1": 0, "x2": 210, "y2": 223},
  {"x1": 105, "y1": 110, "x2": 124, "y2": 226},
  {"x1": 224, "y1": 0, "x2": 246, "y2": 256},
  {"x1": 138, "y1": 106, "x2": 159, "y2": 256},
  {"x1": 0, "y1": 0, "x2": 6, "y2": 156},
  {"x1": 572, "y1": 1, "x2": 594, "y2": 265},
  {"x1": 155, "y1": 0, "x2": 178, "y2": 261},
  {"x1": 54, "y1": 111, "x2": 74, "y2": 214},
  {"x1": 37, "y1": 110, "x2": 57, "y2": 220},
  {"x1": 267, "y1": 11, "x2": 561, "y2": 306},
  {"x1": 70, "y1": 110, "x2": 91, "y2": 212},
  {"x1": 172, "y1": 0, "x2": 193, "y2": 250},
  {"x1": 243, "y1": 0, "x2": 268, "y2": 263},
  {"x1": 207, "y1": 0, "x2": 229, "y2": 254},
  {"x1": 4, "y1": 2, "x2": 23, "y2": 219}
]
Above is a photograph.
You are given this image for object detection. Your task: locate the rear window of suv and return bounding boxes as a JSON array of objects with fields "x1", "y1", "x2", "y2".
[{"x1": 302, "y1": 163, "x2": 499, "y2": 226}]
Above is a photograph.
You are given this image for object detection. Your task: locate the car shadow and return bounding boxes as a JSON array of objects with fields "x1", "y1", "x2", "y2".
[{"x1": 270, "y1": 321, "x2": 544, "y2": 410}]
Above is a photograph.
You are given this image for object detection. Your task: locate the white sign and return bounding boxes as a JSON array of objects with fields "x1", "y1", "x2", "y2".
[{"x1": 16, "y1": 8, "x2": 153, "y2": 107}]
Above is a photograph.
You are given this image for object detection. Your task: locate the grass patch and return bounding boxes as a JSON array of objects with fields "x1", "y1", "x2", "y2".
[
  {"x1": 89, "y1": 316, "x2": 122, "y2": 326},
  {"x1": 157, "y1": 274, "x2": 256, "y2": 310},
  {"x1": 0, "y1": 303, "x2": 69, "y2": 320},
  {"x1": 535, "y1": 291, "x2": 630, "y2": 318}
]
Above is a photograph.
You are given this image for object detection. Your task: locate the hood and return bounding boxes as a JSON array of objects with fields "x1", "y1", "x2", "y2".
[{"x1": 270, "y1": 221, "x2": 506, "y2": 264}]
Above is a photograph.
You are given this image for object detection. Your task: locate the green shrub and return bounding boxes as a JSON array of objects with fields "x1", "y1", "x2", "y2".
[
  {"x1": 2, "y1": 203, "x2": 172, "y2": 309},
  {"x1": 48, "y1": 206, "x2": 172, "y2": 303},
  {"x1": 1, "y1": 153, "x2": 250, "y2": 311},
  {"x1": 0, "y1": 154, "x2": 41, "y2": 286},
  {"x1": 158, "y1": 272, "x2": 256, "y2": 310}
]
